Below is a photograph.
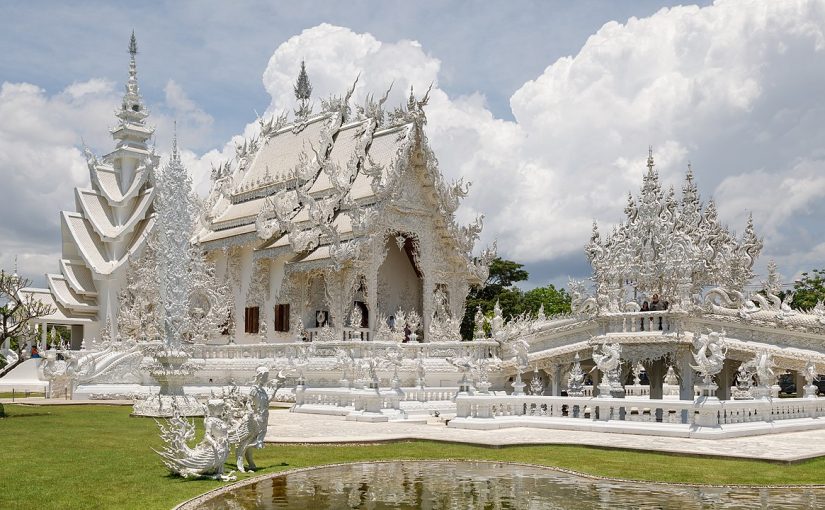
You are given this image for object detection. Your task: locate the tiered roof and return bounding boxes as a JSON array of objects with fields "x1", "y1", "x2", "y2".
[
  {"x1": 198, "y1": 85, "x2": 491, "y2": 282},
  {"x1": 32, "y1": 33, "x2": 159, "y2": 324}
]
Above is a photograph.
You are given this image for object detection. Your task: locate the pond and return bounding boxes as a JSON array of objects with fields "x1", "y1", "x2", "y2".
[{"x1": 186, "y1": 461, "x2": 825, "y2": 509}]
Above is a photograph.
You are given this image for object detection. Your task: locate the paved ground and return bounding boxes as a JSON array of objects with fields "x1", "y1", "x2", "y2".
[
  {"x1": 7, "y1": 399, "x2": 825, "y2": 462},
  {"x1": 264, "y1": 410, "x2": 825, "y2": 462}
]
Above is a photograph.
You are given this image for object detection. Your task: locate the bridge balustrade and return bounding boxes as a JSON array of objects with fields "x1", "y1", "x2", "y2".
[{"x1": 455, "y1": 394, "x2": 825, "y2": 429}]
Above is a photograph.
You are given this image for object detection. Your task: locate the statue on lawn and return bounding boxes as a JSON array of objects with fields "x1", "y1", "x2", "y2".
[
  {"x1": 154, "y1": 398, "x2": 236, "y2": 481},
  {"x1": 225, "y1": 366, "x2": 286, "y2": 472}
]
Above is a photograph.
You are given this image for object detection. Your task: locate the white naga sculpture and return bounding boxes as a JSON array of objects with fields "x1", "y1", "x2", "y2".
[
  {"x1": 155, "y1": 399, "x2": 235, "y2": 481},
  {"x1": 447, "y1": 356, "x2": 474, "y2": 393},
  {"x1": 691, "y1": 330, "x2": 726, "y2": 395},
  {"x1": 752, "y1": 350, "x2": 775, "y2": 399},
  {"x1": 529, "y1": 366, "x2": 545, "y2": 396},
  {"x1": 591, "y1": 343, "x2": 623, "y2": 398},
  {"x1": 804, "y1": 362, "x2": 819, "y2": 398},
  {"x1": 225, "y1": 366, "x2": 286, "y2": 472}
]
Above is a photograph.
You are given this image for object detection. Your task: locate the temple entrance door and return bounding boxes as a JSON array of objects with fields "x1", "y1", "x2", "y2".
[{"x1": 376, "y1": 236, "x2": 423, "y2": 338}]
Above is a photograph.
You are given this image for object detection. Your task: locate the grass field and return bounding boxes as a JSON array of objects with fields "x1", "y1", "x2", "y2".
[
  {"x1": 2, "y1": 403, "x2": 825, "y2": 509},
  {"x1": 0, "y1": 391, "x2": 45, "y2": 399}
]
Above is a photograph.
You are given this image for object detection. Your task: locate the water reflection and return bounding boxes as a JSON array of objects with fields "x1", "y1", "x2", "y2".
[{"x1": 195, "y1": 461, "x2": 824, "y2": 509}]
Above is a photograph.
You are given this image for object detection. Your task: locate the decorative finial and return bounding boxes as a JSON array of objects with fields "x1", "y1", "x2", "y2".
[
  {"x1": 171, "y1": 120, "x2": 180, "y2": 163},
  {"x1": 129, "y1": 30, "x2": 137, "y2": 56},
  {"x1": 293, "y1": 60, "x2": 312, "y2": 119},
  {"x1": 646, "y1": 145, "x2": 655, "y2": 172}
]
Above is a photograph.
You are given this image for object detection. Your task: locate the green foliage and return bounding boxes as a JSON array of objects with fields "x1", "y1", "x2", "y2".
[
  {"x1": 461, "y1": 258, "x2": 571, "y2": 339},
  {"x1": 791, "y1": 269, "x2": 825, "y2": 311},
  {"x1": 1, "y1": 404, "x2": 824, "y2": 509}
]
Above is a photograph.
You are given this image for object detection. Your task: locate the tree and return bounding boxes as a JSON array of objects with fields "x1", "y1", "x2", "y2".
[
  {"x1": 0, "y1": 269, "x2": 54, "y2": 351},
  {"x1": 523, "y1": 285, "x2": 571, "y2": 317},
  {"x1": 460, "y1": 258, "x2": 571, "y2": 339},
  {"x1": 791, "y1": 269, "x2": 825, "y2": 310}
]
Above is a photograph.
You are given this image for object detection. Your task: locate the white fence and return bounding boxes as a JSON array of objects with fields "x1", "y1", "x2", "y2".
[
  {"x1": 193, "y1": 340, "x2": 498, "y2": 361},
  {"x1": 450, "y1": 394, "x2": 825, "y2": 438}
]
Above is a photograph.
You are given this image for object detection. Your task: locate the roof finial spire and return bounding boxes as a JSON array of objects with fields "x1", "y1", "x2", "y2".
[
  {"x1": 118, "y1": 31, "x2": 145, "y2": 125},
  {"x1": 172, "y1": 120, "x2": 180, "y2": 163},
  {"x1": 293, "y1": 60, "x2": 313, "y2": 119},
  {"x1": 647, "y1": 145, "x2": 655, "y2": 172}
]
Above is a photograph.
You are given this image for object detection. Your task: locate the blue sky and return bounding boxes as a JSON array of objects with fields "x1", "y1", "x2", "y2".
[
  {"x1": 2, "y1": 0, "x2": 824, "y2": 291},
  {"x1": 0, "y1": 1, "x2": 699, "y2": 149}
]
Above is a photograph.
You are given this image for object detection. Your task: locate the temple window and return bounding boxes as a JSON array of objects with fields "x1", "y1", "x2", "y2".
[
  {"x1": 274, "y1": 304, "x2": 290, "y2": 332},
  {"x1": 244, "y1": 306, "x2": 260, "y2": 334}
]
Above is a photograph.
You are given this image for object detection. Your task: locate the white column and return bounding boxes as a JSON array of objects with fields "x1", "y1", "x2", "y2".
[{"x1": 553, "y1": 364, "x2": 562, "y2": 396}]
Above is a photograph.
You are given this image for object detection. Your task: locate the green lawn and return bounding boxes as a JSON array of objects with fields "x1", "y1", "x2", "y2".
[
  {"x1": 0, "y1": 391, "x2": 45, "y2": 399},
  {"x1": 2, "y1": 404, "x2": 825, "y2": 509}
]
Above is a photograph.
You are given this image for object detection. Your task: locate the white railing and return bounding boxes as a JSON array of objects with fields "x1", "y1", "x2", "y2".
[
  {"x1": 296, "y1": 386, "x2": 459, "y2": 406},
  {"x1": 599, "y1": 311, "x2": 678, "y2": 334},
  {"x1": 296, "y1": 387, "x2": 355, "y2": 407},
  {"x1": 455, "y1": 395, "x2": 695, "y2": 424},
  {"x1": 401, "y1": 387, "x2": 459, "y2": 402},
  {"x1": 306, "y1": 327, "x2": 372, "y2": 342},
  {"x1": 454, "y1": 395, "x2": 825, "y2": 429},
  {"x1": 192, "y1": 340, "x2": 498, "y2": 361}
]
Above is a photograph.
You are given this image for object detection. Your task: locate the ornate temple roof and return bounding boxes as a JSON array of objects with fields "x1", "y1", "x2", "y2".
[
  {"x1": 197, "y1": 84, "x2": 491, "y2": 281},
  {"x1": 585, "y1": 150, "x2": 762, "y2": 302}
]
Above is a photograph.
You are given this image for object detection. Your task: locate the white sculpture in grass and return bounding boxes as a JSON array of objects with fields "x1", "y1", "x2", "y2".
[
  {"x1": 225, "y1": 366, "x2": 286, "y2": 472},
  {"x1": 154, "y1": 399, "x2": 236, "y2": 481}
]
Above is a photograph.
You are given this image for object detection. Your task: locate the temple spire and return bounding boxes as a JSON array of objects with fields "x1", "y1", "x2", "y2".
[
  {"x1": 172, "y1": 120, "x2": 179, "y2": 163},
  {"x1": 646, "y1": 145, "x2": 655, "y2": 173},
  {"x1": 118, "y1": 31, "x2": 146, "y2": 126},
  {"x1": 293, "y1": 60, "x2": 313, "y2": 119}
]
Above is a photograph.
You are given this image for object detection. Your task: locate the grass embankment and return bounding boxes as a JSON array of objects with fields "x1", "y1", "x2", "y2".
[{"x1": 2, "y1": 404, "x2": 825, "y2": 509}]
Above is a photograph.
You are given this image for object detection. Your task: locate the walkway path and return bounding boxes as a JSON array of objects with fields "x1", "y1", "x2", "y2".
[{"x1": 264, "y1": 411, "x2": 825, "y2": 462}]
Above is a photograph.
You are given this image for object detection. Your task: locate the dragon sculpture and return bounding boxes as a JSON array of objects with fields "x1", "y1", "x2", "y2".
[
  {"x1": 591, "y1": 343, "x2": 622, "y2": 375},
  {"x1": 154, "y1": 399, "x2": 235, "y2": 481},
  {"x1": 691, "y1": 330, "x2": 726, "y2": 385}
]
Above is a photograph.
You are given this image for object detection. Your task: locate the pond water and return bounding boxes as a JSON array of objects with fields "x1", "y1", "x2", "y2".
[{"x1": 193, "y1": 461, "x2": 825, "y2": 509}]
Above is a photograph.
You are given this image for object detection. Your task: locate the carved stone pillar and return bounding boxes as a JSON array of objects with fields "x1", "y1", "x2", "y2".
[
  {"x1": 647, "y1": 358, "x2": 665, "y2": 400},
  {"x1": 421, "y1": 276, "x2": 433, "y2": 342},
  {"x1": 550, "y1": 363, "x2": 562, "y2": 397},
  {"x1": 795, "y1": 370, "x2": 806, "y2": 398},
  {"x1": 591, "y1": 367, "x2": 601, "y2": 397},
  {"x1": 366, "y1": 250, "x2": 379, "y2": 338},
  {"x1": 717, "y1": 359, "x2": 735, "y2": 400},
  {"x1": 676, "y1": 347, "x2": 695, "y2": 401}
]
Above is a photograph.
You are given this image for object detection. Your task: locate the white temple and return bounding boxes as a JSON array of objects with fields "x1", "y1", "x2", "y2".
[
  {"x1": 5, "y1": 35, "x2": 825, "y2": 438},
  {"x1": 195, "y1": 79, "x2": 493, "y2": 345}
]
